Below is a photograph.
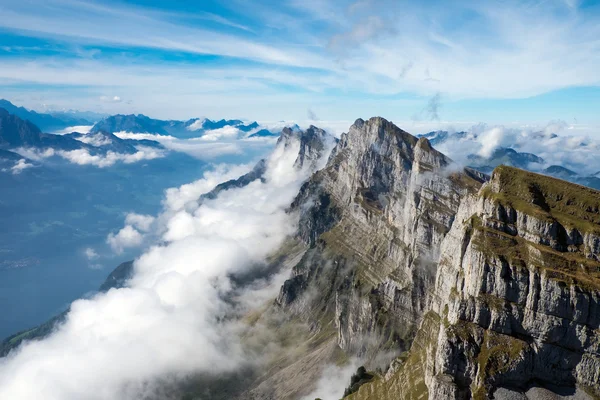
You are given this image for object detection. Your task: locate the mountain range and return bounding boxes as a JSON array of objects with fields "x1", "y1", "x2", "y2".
[
  {"x1": 0, "y1": 108, "x2": 163, "y2": 156},
  {"x1": 3, "y1": 117, "x2": 599, "y2": 399},
  {"x1": 90, "y1": 114, "x2": 268, "y2": 138},
  {"x1": 0, "y1": 99, "x2": 280, "y2": 140},
  {"x1": 0, "y1": 99, "x2": 97, "y2": 131}
]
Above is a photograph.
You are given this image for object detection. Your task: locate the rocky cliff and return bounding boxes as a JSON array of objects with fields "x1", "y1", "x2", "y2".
[{"x1": 269, "y1": 117, "x2": 600, "y2": 399}]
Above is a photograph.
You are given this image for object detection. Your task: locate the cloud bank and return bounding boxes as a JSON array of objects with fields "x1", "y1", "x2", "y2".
[
  {"x1": 0, "y1": 133, "x2": 327, "y2": 400},
  {"x1": 113, "y1": 131, "x2": 276, "y2": 160},
  {"x1": 14, "y1": 146, "x2": 165, "y2": 168},
  {"x1": 431, "y1": 121, "x2": 600, "y2": 175}
]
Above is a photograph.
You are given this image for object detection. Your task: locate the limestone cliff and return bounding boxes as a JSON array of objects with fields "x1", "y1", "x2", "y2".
[
  {"x1": 277, "y1": 117, "x2": 484, "y2": 359},
  {"x1": 271, "y1": 118, "x2": 600, "y2": 399}
]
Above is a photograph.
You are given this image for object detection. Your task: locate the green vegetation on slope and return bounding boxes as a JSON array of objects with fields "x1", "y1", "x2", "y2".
[{"x1": 484, "y1": 165, "x2": 600, "y2": 234}]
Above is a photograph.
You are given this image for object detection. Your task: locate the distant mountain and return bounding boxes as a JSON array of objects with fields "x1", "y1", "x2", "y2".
[
  {"x1": 91, "y1": 114, "x2": 261, "y2": 138},
  {"x1": 0, "y1": 99, "x2": 93, "y2": 131},
  {"x1": 91, "y1": 114, "x2": 171, "y2": 136},
  {"x1": 50, "y1": 110, "x2": 107, "y2": 123},
  {"x1": 417, "y1": 130, "x2": 600, "y2": 191},
  {"x1": 466, "y1": 147, "x2": 544, "y2": 174},
  {"x1": 419, "y1": 130, "x2": 468, "y2": 146},
  {"x1": 248, "y1": 129, "x2": 279, "y2": 138},
  {"x1": 65, "y1": 131, "x2": 146, "y2": 154},
  {"x1": 0, "y1": 108, "x2": 163, "y2": 155},
  {"x1": 0, "y1": 108, "x2": 87, "y2": 151},
  {"x1": 0, "y1": 148, "x2": 23, "y2": 161},
  {"x1": 543, "y1": 165, "x2": 577, "y2": 179}
]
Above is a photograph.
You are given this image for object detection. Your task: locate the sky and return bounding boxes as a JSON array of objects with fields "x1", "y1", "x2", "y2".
[{"x1": 0, "y1": 0, "x2": 599, "y2": 129}]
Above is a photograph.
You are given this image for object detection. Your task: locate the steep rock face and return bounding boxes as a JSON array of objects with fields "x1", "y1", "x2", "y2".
[
  {"x1": 425, "y1": 167, "x2": 600, "y2": 399},
  {"x1": 348, "y1": 167, "x2": 600, "y2": 399},
  {"x1": 278, "y1": 117, "x2": 485, "y2": 360},
  {"x1": 274, "y1": 117, "x2": 599, "y2": 399}
]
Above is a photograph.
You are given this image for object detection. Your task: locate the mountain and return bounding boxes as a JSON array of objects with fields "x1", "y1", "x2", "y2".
[
  {"x1": 419, "y1": 130, "x2": 468, "y2": 146},
  {"x1": 199, "y1": 159, "x2": 267, "y2": 202},
  {"x1": 467, "y1": 147, "x2": 544, "y2": 173},
  {"x1": 542, "y1": 166, "x2": 600, "y2": 190},
  {"x1": 49, "y1": 109, "x2": 106, "y2": 123},
  {"x1": 64, "y1": 130, "x2": 163, "y2": 154},
  {"x1": 0, "y1": 99, "x2": 93, "y2": 131},
  {"x1": 248, "y1": 128, "x2": 278, "y2": 138},
  {"x1": 194, "y1": 117, "x2": 598, "y2": 399},
  {"x1": 91, "y1": 114, "x2": 262, "y2": 138},
  {"x1": 544, "y1": 165, "x2": 578, "y2": 179},
  {"x1": 0, "y1": 109, "x2": 165, "y2": 159},
  {"x1": 0, "y1": 108, "x2": 90, "y2": 151},
  {"x1": 90, "y1": 114, "x2": 171, "y2": 136},
  {"x1": 0, "y1": 148, "x2": 23, "y2": 161},
  {"x1": 200, "y1": 125, "x2": 337, "y2": 202}
]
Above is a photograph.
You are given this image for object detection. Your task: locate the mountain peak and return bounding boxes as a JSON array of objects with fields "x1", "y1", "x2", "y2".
[{"x1": 0, "y1": 108, "x2": 43, "y2": 147}]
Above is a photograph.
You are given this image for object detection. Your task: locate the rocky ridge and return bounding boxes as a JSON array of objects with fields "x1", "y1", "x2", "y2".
[{"x1": 267, "y1": 117, "x2": 600, "y2": 399}]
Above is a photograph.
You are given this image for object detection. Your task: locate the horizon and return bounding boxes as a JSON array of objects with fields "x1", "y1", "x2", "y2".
[{"x1": 1, "y1": 96, "x2": 597, "y2": 139}]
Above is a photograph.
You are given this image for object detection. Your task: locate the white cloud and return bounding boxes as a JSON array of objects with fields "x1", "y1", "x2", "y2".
[
  {"x1": 186, "y1": 119, "x2": 207, "y2": 131},
  {"x1": 10, "y1": 159, "x2": 34, "y2": 174},
  {"x1": 58, "y1": 148, "x2": 165, "y2": 167},
  {"x1": 477, "y1": 127, "x2": 508, "y2": 158},
  {"x1": 162, "y1": 163, "x2": 253, "y2": 212},
  {"x1": 84, "y1": 248, "x2": 99, "y2": 260},
  {"x1": 125, "y1": 213, "x2": 155, "y2": 232},
  {"x1": 432, "y1": 120, "x2": 600, "y2": 175},
  {"x1": 73, "y1": 133, "x2": 112, "y2": 147},
  {"x1": 199, "y1": 126, "x2": 243, "y2": 141},
  {"x1": 0, "y1": 133, "x2": 331, "y2": 400},
  {"x1": 52, "y1": 125, "x2": 94, "y2": 135},
  {"x1": 12, "y1": 146, "x2": 165, "y2": 167},
  {"x1": 114, "y1": 131, "x2": 274, "y2": 160},
  {"x1": 0, "y1": 1, "x2": 597, "y2": 121},
  {"x1": 100, "y1": 95, "x2": 122, "y2": 103},
  {"x1": 13, "y1": 147, "x2": 55, "y2": 161},
  {"x1": 106, "y1": 225, "x2": 144, "y2": 254},
  {"x1": 300, "y1": 362, "x2": 360, "y2": 400}
]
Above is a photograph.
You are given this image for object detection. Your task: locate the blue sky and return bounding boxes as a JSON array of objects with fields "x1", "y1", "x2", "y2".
[{"x1": 0, "y1": 0, "x2": 599, "y2": 129}]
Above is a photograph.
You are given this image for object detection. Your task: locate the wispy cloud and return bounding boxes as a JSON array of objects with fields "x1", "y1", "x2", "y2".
[
  {"x1": 10, "y1": 158, "x2": 34, "y2": 174},
  {"x1": 0, "y1": 0, "x2": 598, "y2": 122},
  {"x1": 13, "y1": 146, "x2": 165, "y2": 167},
  {"x1": 0, "y1": 0, "x2": 329, "y2": 69}
]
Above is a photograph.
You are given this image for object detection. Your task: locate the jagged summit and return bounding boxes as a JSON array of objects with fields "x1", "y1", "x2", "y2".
[{"x1": 278, "y1": 124, "x2": 337, "y2": 170}]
